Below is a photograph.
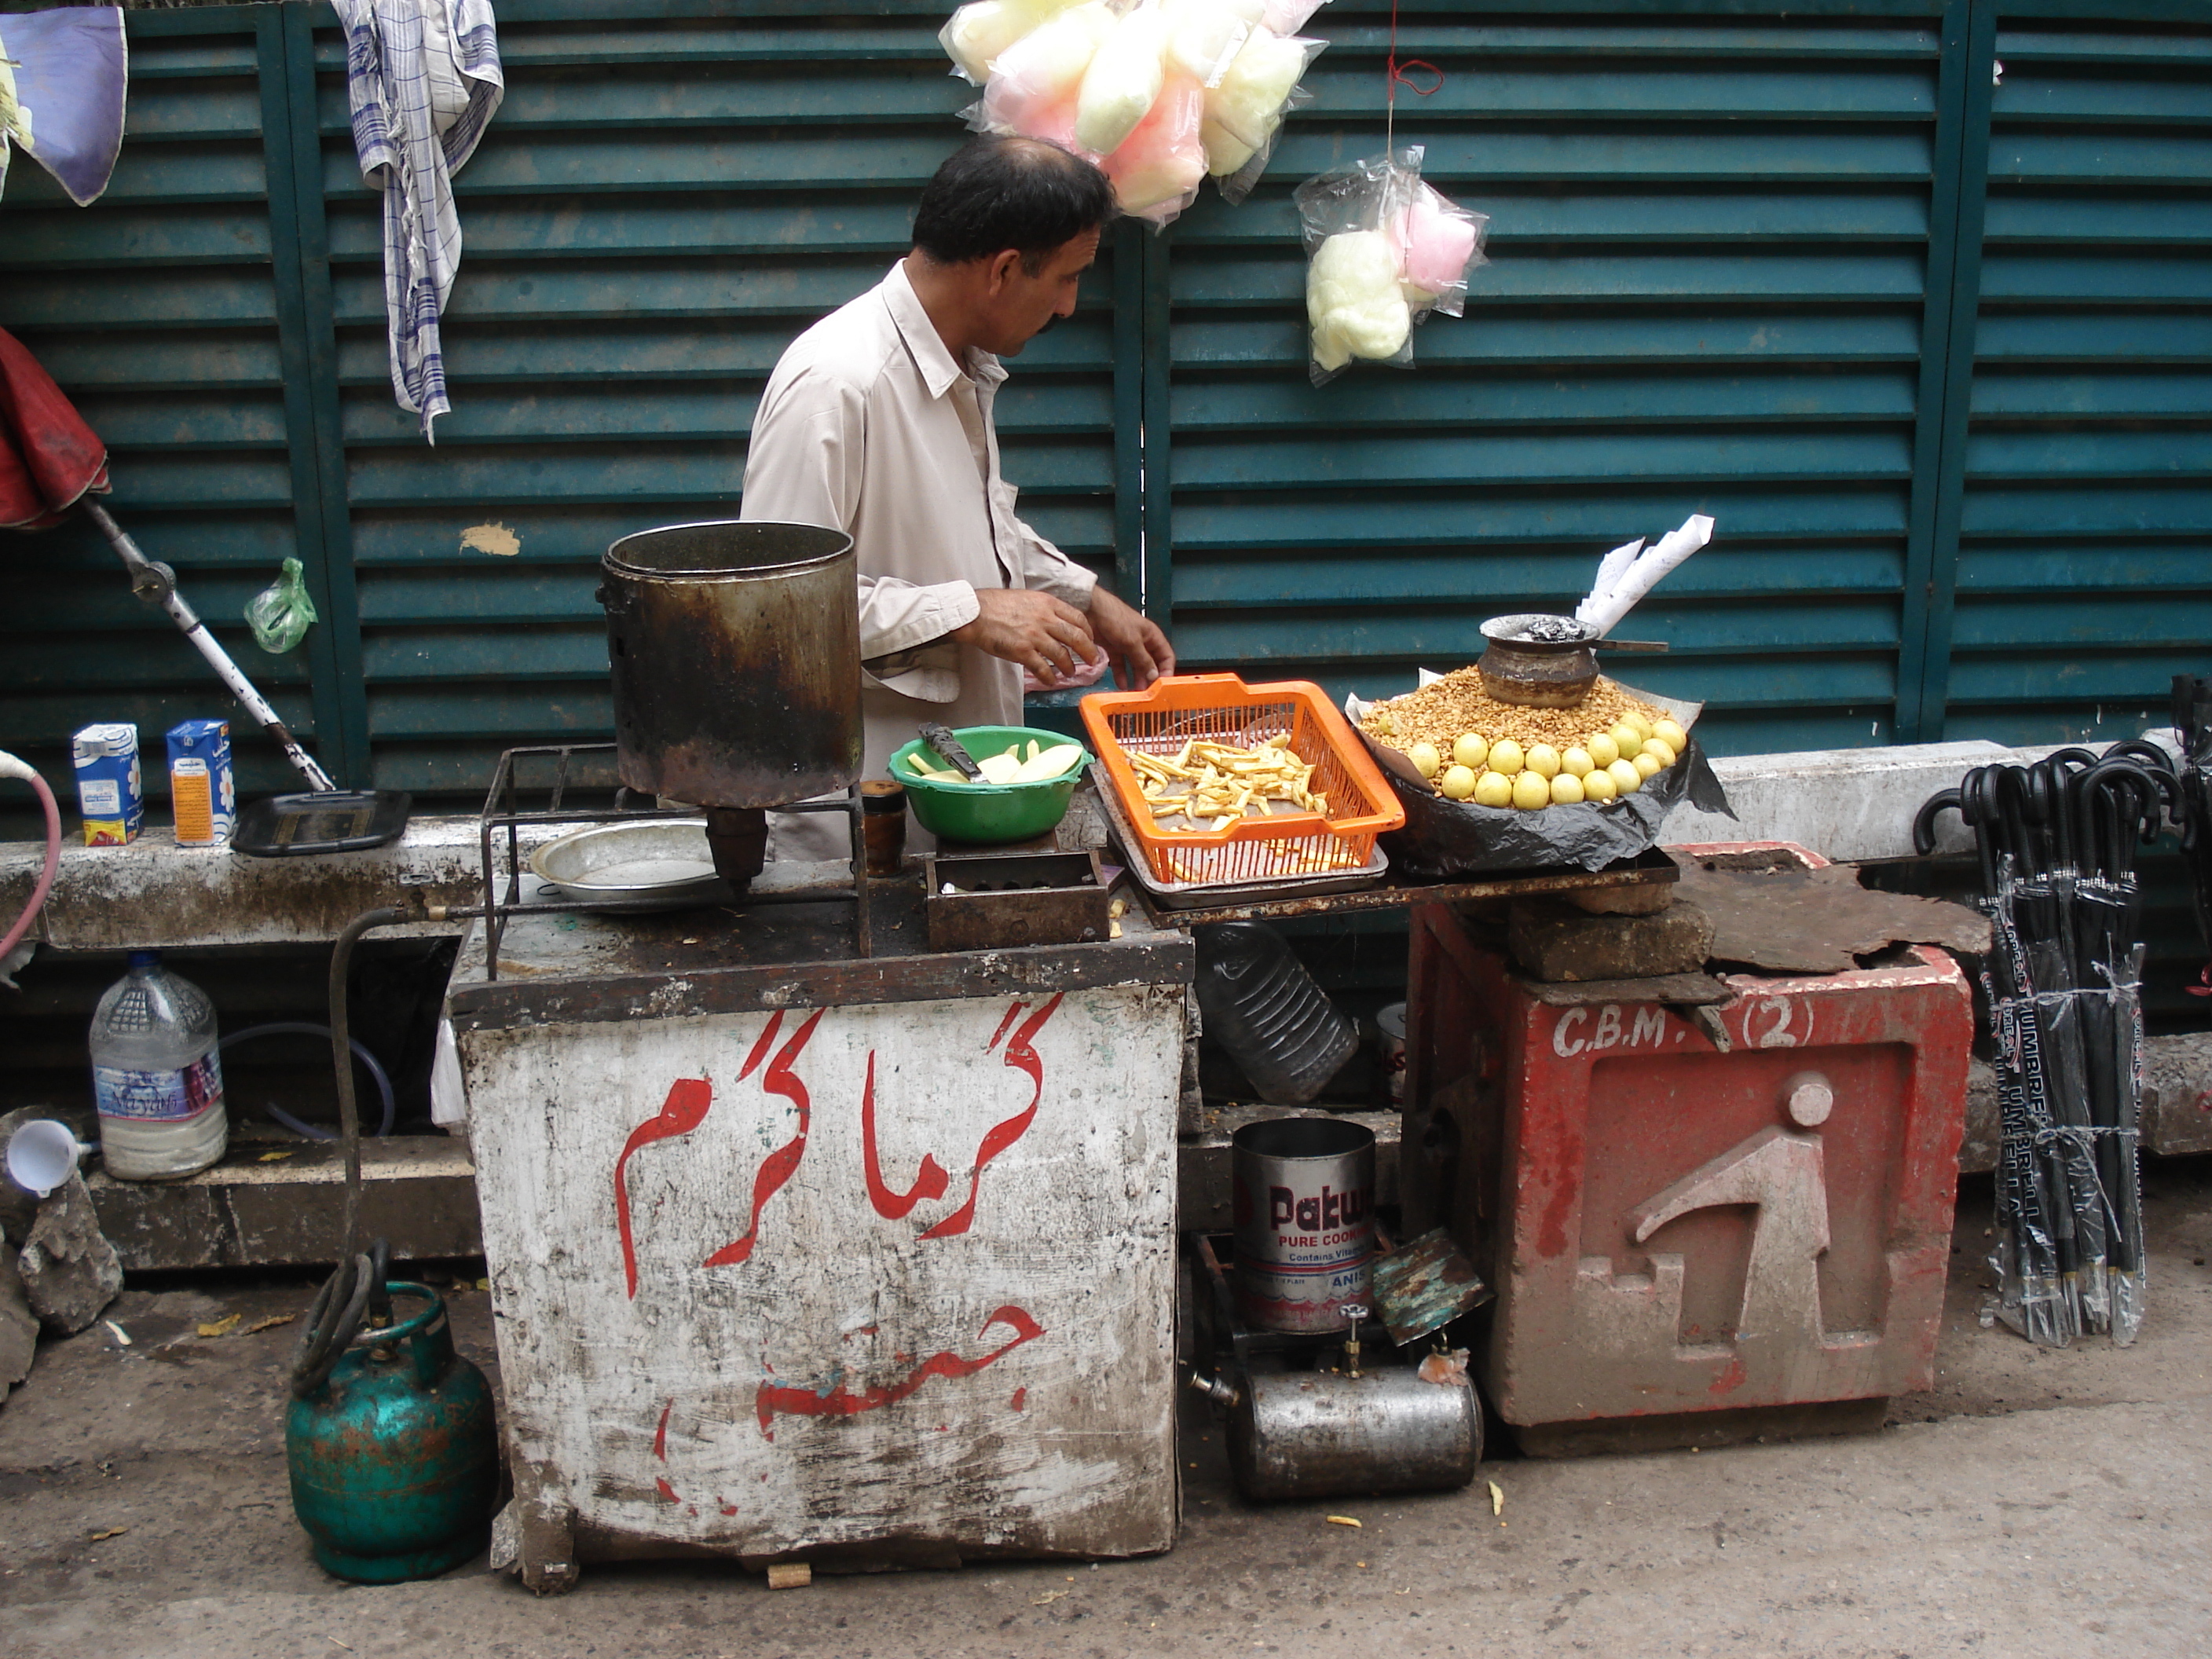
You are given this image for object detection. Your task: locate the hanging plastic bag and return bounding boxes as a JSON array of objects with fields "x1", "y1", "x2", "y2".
[
  {"x1": 1163, "y1": 0, "x2": 1262, "y2": 86},
  {"x1": 976, "y1": 0, "x2": 1121, "y2": 146},
  {"x1": 942, "y1": 0, "x2": 1086, "y2": 86},
  {"x1": 1101, "y1": 70, "x2": 1207, "y2": 220},
  {"x1": 1199, "y1": 27, "x2": 1325, "y2": 202},
  {"x1": 1074, "y1": 0, "x2": 1172, "y2": 156},
  {"x1": 246, "y1": 557, "x2": 318, "y2": 654},
  {"x1": 1295, "y1": 149, "x2": 1420, "y2": 383},
  {"x1": 1390, "y1": 176, "x2": 1489, "y2": 320}
]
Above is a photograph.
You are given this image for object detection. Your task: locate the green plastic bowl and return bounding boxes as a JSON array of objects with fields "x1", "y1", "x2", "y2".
[{"x1": 888, "y1": 725, "x2": 1093, "y2": 844}]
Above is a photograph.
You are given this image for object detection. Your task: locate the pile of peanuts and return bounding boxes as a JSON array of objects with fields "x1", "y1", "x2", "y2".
[{"x1": 1361, "y1": 670, "x2": 1687, "y2": 811}]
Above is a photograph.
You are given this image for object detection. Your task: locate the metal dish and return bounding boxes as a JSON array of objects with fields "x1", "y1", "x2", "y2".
[
  {"x1": 1095, "y1": 772, "x2": 1387, "y2": 910},
  {"x1": 527, "y1": 819, "x2": 730, "y2": 909}
]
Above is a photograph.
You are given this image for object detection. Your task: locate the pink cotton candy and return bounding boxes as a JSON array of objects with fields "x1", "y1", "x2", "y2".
[
  {"x1": 1101, "y1": 71, "x2": 1207, "y2": 218},
  {"x1": 1397, "y1": 189, "x2": 1479, "y2": 299}
]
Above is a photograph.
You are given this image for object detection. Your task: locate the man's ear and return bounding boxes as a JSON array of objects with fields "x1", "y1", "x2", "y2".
[{"x1": 983, "y1": 248, "x2": 1024, "y2": 297}]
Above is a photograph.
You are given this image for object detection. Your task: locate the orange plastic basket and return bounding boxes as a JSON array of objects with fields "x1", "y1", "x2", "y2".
[{"x1": 1082, "y1": 673, "x2": 1405, "y2": 887}]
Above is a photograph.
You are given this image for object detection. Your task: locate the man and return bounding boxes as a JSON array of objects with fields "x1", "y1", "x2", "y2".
[{"x1": 740, "y1": 135, "x2": 1174, "y2": 854}]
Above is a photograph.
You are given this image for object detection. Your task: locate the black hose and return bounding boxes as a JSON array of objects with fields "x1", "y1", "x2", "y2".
[
  {"x1": 287, "y1": 903, "x2": 418, "y2": 1398},
  {"x1": 329, "y1": 906, "x2": 414, "y2": 1265},
  {"x1": 218, "y1": 1022, "x2": 397, "y2": 1140}
]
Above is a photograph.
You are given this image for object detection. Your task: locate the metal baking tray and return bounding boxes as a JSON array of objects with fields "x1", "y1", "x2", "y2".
[
  {"x1": 1095, "y1": 771, "x2": 1388, "y2": 910},
  {"x1": 527, "y1": 818, "x2": 730, "y2": 910}
]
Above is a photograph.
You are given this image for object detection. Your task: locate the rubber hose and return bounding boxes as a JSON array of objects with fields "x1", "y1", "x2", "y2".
[
  {"x1": 0, "y1": 757, "x2": 61, "y2": 964},
  {"x1": 328, "y1": 906, "x2": 414, "y2": 1269},
  {"x1": 217, "y1": 1021, "x2": 396, "y2": 1140}
]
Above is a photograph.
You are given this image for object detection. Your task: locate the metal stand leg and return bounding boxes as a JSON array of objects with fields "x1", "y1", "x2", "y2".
[{"x1": 848, "y1": 782, "x2": 872, "y2": 958}]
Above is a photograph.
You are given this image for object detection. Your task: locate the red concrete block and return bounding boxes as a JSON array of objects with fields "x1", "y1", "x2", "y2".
[{"x1": 1404, "y1": 844, "x2": 1972, "y2": 1438}]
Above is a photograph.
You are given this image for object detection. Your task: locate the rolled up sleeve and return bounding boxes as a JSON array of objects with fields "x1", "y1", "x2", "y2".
[{"x1": 993, "y1": 475, "x2": 1098, "y2": 610}]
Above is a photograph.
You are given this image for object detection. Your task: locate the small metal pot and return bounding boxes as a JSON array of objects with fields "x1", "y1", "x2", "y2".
[{"x1": 1477, "y1": 613, "x2": 1598, "y2": 708}]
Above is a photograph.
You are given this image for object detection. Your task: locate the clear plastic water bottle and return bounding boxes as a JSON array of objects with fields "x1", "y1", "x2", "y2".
[{"x1": 90, "y1": 950, "x2": 227, "y2": 1181}]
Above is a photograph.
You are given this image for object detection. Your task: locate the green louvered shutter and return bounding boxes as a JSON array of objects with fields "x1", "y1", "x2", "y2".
[
  {"x1": 0, "y1": 6, "x2": 350, "y2": 804},
  {"x1": 1934, "y1": 1, "x2": 2212, "y2": 743},
  {"x1": 314, "y1": 0, "x2": 1132, "y2": 808},
  {"x1": 1155, "y1": 0, "x2": 1979, "y2": 755}
]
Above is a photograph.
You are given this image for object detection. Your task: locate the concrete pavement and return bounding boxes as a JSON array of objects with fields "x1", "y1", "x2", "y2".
[{"x1": 5, "y1": 1159, "x2": 2210, "y2": 1659}]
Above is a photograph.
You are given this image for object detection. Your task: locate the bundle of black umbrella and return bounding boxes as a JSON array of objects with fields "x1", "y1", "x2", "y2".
[
  {"x1": 2174, "y1": 676, "x2": 2212, "y2": 996},
  {"x1": 1915, "y1": 743, "x2": 2181, "y2": 1346}
]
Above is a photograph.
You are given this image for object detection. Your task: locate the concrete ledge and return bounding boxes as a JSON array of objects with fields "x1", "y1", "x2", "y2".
[
  {"x1": 88, "y1": 1136, "x2": 482, "y2": 1270},
  {"x1": 0, "y1": 817, "x2": 563, "y2": 950},
  {"x1": 1661, "y1": 738, "x2": 2122, "y2": 863}
]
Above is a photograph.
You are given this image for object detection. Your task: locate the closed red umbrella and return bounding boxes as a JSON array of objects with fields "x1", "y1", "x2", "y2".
[{"x1": 0, "y1": 326, "x2": 110, "y2": 530}]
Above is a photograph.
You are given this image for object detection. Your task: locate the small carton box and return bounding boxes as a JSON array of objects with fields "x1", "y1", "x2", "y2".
[
  {"x1": 167, "y1": 719, "x2": 236, "y2": 846},
  {"x1": 71, "y1": 723, "x2": 143, "y2": 846}
]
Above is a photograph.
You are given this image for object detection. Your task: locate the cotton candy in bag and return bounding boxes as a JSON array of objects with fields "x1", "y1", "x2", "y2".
[
  {"x1": 977, "y1": 0, "x2": 1120, "y2": 147},
  {"x1": 1200, "y1": 26, "x2": 1324, "y2": 201},
  {"x1": 1075, "y1": 0, "x2": 1170, "y2": 156},
  {"x1": 941, "y1": 0, "x2": 1087, "y2": 85},
  {"x1": 1390, "y1": 177, "x2": 1488, "y2": 320},
  {"x1": 1295, "y1": 149, "x2": 1420, "y2": 384},
  {"x1": 1101, "y1": 70, "x2": 1208, "y2": 218}
]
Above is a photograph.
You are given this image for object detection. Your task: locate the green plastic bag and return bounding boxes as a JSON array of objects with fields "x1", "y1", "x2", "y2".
[{"x1": 246, "y1": 557, "x2": 317, "y2": 654}]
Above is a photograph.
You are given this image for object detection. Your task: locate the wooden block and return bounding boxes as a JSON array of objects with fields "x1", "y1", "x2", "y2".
[{"x1": 767, "y1": 1562, "x2": 812, "y2": 1591}]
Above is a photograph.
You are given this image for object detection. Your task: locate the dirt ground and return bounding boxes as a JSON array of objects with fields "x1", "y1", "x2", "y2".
[{"x1": 5, "y1": 1160, "x2": 2210, "y2": 1659}]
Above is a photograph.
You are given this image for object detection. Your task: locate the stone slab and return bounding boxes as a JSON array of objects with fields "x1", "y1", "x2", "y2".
[{"x1": 1506, "y1": 895, "x2": 1714, "y2": 982}]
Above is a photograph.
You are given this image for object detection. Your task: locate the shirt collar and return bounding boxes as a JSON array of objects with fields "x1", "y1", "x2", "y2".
[{"x1": 882, "y1": 259, "x2": 1006, "y2": 398}]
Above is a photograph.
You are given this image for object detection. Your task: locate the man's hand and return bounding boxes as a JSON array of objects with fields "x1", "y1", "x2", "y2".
[
  {"x1": 949, "y1": 588, "x2": 1098, "y2": 684},
  {"x1": 1086, "y1": 587, "x2": 1174, "y2": 689}
]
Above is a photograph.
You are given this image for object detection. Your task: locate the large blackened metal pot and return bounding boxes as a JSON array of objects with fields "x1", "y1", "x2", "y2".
[{"x1": 600, "y1": 521, "x2": 862, "y2": 808}]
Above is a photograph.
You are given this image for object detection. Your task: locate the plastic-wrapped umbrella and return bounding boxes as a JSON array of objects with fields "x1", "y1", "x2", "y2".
[{"x1": 1917, "y1": 746, "x2": 2174, "y2": 1347}]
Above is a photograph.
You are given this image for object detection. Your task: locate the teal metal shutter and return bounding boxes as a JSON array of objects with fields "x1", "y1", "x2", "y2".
[
  {"x1": 1932, "y1": 0, "x2": 2212, "y2": 742},
  {"x1": 0, "y1": 5, "x2": 358, "y2": 802},
  {"x1": 313, "y1": 0, "x2": 1134, "y2": 808},
  {"x1": 1154, "y1": 0, "x2": 1979, "y2": 755}
]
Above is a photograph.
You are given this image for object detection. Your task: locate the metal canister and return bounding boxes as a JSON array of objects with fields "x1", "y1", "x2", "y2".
[
  {"x1": 599, "y1": 520, "x2": 861, "y2": 808},
  {"x1": 1231, "y1": 1117, "x2": 1375, "y2": 1332},
  {"x1": 1229, "y1": 1367, "x2": 1480, "y2": 1501}
]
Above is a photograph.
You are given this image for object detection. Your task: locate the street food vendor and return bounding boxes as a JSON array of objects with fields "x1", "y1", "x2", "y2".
[{"x1": 741, "y1": 135, "x2": 1173, "y2": 855}]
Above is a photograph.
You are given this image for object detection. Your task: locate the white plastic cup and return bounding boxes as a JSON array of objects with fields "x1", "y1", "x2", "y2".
[{"x1": 6, "y1": 1119, "x2": 96, "y2": 1199}]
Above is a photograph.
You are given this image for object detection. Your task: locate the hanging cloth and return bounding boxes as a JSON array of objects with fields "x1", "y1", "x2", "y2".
[
  {"x1": 331, "y1": 0, "x2": 504, "y2": 442},
  {"x1": 0, "y1": 326, "x2": 110, "y2": 531},
  {"x1": 0, "y1": 5, "x2": 129, "y2": 207}
]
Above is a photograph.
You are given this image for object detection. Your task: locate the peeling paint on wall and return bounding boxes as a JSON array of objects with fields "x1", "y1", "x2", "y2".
[{"x1": 462, "y1": 522, "x2": 522, "y2": 557}]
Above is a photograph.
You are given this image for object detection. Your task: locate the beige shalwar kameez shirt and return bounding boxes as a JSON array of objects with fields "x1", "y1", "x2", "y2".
[{"x1": 739, "y1": 261, "x2": 1097, "y2": 857}]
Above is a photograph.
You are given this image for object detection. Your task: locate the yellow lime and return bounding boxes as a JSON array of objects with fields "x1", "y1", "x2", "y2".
[
  {"x1": 1586, "y1": 732, "x2": 1621, "y2": 768},
  {"x1": 1511, "y1": 770, "x2": 1553, "y2": 811},
  {"x1": 1606, "y1": 758, "x2": 1643, "y2": 794},
  {"x1": 1452, "y1": 732, "x2": 1489, "y2": 770},
  {"x1": 1440, "y1": 764, "x2": 1478, "y2": 800},
  {"x1": 1549, "y1": 771, "x2": 1586, "y2": 805},
  {"x1": 1408, "y1": 741, "x2": 1442, "y2": 778},
  {"x1": 1582, "y1": 766, "x2": 1618, "y2": 802},
  {"x1": 1489, "y1": 738, "x2": 1525, "y2": 775},
  {"x1": 1473, "y1": 769, "x2": 1514, "y2": 808}
]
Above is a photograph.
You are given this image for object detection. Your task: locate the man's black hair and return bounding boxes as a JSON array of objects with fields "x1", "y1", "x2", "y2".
[{"x1": 911, "y1": 136, "x2": 1119, "y2": 274}]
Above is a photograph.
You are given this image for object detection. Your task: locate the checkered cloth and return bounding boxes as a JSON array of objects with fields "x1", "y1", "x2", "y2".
[{"x1": 332, "y1": 0, "x2": 504, "y2": 442}]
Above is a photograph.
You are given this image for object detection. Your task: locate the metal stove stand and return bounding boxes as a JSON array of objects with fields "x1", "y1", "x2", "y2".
[{"x1": 474, "y1": 742, "x2": 871, "y2": 977}]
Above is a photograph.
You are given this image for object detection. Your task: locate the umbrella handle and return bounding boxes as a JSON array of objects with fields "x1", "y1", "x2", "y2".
[{"x1": 82, "y1": 503, "x2": 337, "y2": 793}]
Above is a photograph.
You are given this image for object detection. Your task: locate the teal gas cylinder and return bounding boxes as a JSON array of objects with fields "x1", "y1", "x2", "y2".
[{"x1": 286, "y1": 1281, "x2": 500, "y2": 1583}]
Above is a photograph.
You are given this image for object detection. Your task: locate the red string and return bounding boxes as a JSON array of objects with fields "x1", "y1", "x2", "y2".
[{"x1": 1384, "y1": 0, "x2": 1445, "y2": 148}]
